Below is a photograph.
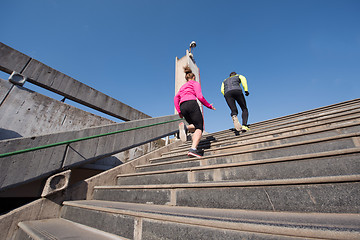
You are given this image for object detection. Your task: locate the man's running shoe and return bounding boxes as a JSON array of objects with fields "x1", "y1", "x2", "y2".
[
  {"x1": 241, "y1": 125, "x2": 250, "y2": 132},
  {"x1": 179, "y1": 122, "x2": 187, "y2": 142},
  {"x1": 232, "y1": 115, "x2": 241, "y2": 131},
  {"x1": 187, "y1": 148, "x2": 203, "y2": 158}
]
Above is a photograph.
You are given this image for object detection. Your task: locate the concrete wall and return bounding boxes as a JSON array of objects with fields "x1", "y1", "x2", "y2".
[
  {"x1": 0, "y1": 77, "x2": 170, "y2": 198},
  {"x1": 0, "y1": 42, "x2": 182, "y2": 197},
  {"x1": 0, "y1": 78, "x2": 115, "y2": 140},
  {"x1": 0, "y1": 42, "x2": 150, "y2": 121},
  {"x1": 0, "y1": 114, "x2": 181, "y2": 194}
]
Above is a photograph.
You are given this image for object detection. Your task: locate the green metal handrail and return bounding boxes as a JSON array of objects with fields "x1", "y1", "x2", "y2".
[{"x1": 0, "y1": 118, "x2": 182, "y2": 158}]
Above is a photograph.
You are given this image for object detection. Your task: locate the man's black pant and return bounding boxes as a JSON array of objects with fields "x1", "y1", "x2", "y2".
[{"x1": 224, "y1": 89, "x2": 248, "y2": 125}]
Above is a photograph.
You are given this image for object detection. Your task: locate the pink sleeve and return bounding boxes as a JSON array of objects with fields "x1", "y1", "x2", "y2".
[
  {"x1": 193, "y1": 81, "x2": 212, "y2": 109},
  {"x1": 174, "y1": 93, "x2": 181, "y2": 113}
]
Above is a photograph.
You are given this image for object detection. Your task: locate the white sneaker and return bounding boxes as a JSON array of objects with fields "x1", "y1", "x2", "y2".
[
  {"x1": 179, "y1": 122, "x2": 187, "y2": 142},
  {"x1": 232, "y1": 115, "x2": 241, "y2": 131}
]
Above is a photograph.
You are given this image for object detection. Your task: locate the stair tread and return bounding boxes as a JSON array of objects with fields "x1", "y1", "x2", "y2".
[
  {"x1": 97, "y1": 174, "x2": 360, "y2": 189},
  {"x1": 18, "y1": 218, "x2": 128, "y2": 240},
  {"x1": 168, "y1": 117, "x2": 360, "y2": 155},
  {"x1": 141, "y1": 133, "x2": 360, "y2": 169},
  {"x1": 160, "y1": 122, "x2": 360, "y2": 163},
  {"x1": 175, "y1": 106, "x2": 360, "y2": 149},
  {"x1": 118, "y1": 148, "x2": 360, "y2": 178},
  {"x1": 63, "y1": 200, "x2": 360, "y2": 238}
]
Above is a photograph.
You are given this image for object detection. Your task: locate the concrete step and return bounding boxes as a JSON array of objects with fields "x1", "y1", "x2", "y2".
[
  {"x1": 160, "y1": 119, "x2": 360, "y2": 161},
  {"x1": 250, "y1": 103, "x2": 360, "y2": 132},
  {"x1": 249, "y1": 98, "x2": 360, "y2": 129},
  {"x1": 116, "y1": 148, "x2": 360, "y2": 186},
  {"x1": 172, "y1": 111, "x2": 360, "y2": 154},
  {"x1": 174, "y1": 107, "x2": 360, "y2": 154},
  {"x1": 93, "y1": 175, "x2": 360, "y2": 213},
  {"x1": 201, "y1": 99, "x2": 360, "y2": 141},
  {"x1": 171, "y1": 99, "x2": 360, "y2": 152},
  {"x1": 14, "y1": 218, "x2": 128, "y2": 240},
  {"x1": 61, "y1": 200, "x2": 360, "y2": 239},
  {"x1": 139, "y1": 133, "x2": 360, "y2": 172}
]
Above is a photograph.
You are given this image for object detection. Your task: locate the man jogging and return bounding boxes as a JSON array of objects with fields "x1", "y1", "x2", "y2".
[{"x1": 221, "y1": 71, "x2": 250, "y2": 132}]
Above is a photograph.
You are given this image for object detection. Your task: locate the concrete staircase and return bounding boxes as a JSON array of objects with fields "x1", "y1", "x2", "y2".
[{"x1": 14, "y1": 99, "x2": 360, "y2": 239}]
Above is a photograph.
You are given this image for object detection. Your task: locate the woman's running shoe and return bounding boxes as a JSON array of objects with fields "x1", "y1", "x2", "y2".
[{"x1": 187, "y1": 148, "x2": 203, "y2": 158}]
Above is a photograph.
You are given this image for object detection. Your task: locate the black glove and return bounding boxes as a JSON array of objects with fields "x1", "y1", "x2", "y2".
[{"x1": 245, "y1": 91, "x2": 249, "y2": 96}]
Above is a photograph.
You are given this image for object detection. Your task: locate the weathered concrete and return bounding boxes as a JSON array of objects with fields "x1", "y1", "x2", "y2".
[
  {"x1": 0, "y1": 43, "x2": 31, "y2": 74},
  {"x1": 0, "y1": 114, "x2": 182, "y2": 193},
  {"x1": 5, "y1": 98, "x2": 360, "y2": 239},
  {"x1": 138, "y1": 133, "x2": 360, "y2": 172},
  {"x1": 0, "y1": 194, "x2": 63, "y2": 240},
  {"x1": 0, "y1": 42, "x2": 150, "y2": 121},
  {"x1": 0, "y1": 77, "x2": 13, "y2": 104},
  {"x1": 15, "y1": 219, "x2": 128, "y2": 240},
  {"x1": 93, "y1": 176, "x2": 360, "y2": 213},
  {"x1": 0, "y1": 140, "x2": 182, "y2": 239},
  {"x1": 66, "y1": 139, "x2": 183, "y2": 201},
  {"x1": 60, "y1": 200, "x2": 360, "y2": 239},
  {"x1": 0, "y1": 78, "x2": 115, "y2": 139},
  {"x1": 251, "y1": 98, "x2": 360, "y2": 129},
  {"x1": 157, "y1": 119, "x2": 360, "y2": 162},
  {"x1": 41, "y1": 169, "x2": 71, "y2": 197},
  {"x1": 171, "y1": 109, "x2": 360, "y2": 155},
  {"x1": 117, "y1": 149, "x2": 360, "y2": 186}
]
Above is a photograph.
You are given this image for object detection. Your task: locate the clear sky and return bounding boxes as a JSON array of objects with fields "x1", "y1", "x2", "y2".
[{"x1": 1, "y1": 0, "x2": 359, "y2": 133}]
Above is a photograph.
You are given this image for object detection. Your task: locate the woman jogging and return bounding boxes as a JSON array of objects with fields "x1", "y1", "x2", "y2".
[{"x1": 174, "y1": 66, "x2": 216, "y2": 158}]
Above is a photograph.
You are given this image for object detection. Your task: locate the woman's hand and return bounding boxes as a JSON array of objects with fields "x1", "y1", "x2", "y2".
[{"x1": 210, "y1": 104, "x2": 216, "y2": 110}]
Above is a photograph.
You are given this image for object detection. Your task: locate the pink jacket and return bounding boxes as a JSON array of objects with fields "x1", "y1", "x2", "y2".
[{"x1": 174, "y1": 80, "x2": 212, "y2": 114}]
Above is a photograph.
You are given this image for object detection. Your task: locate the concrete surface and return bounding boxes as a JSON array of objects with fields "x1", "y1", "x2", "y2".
[
  {"x1": 0, "y1": 42, "x2": 150, "y2": 121},
  {"x1": 0, "y1": 78, "x2": 115, "y2": 139},
  {"x1": 94, "y1": 175, "x2": 360, "y2": 213},
  {"x1": 0, "y1": 114, "x2": 182, "y2": 193},
  {"x1": 0, "y1": 140, "x2": 182, "y2": 239},
  {"x1": 15, "y1": 218, "x2": 128, "y2": 240},
  {"x1": 60, "y1": 200, "x2": 360, "y2": 239}
]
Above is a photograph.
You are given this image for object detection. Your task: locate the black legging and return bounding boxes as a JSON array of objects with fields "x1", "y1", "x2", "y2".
[
  {"x1": 180, "y1": 100, "x2": 204, "y2": 131},
  {"x1": 224, "y1": 89, "x2": 248, "y2": 125}
]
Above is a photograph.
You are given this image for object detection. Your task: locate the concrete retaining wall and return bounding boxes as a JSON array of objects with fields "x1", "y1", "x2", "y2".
[
  {"x1": 0, "y1": 42, "x2": 150, "y2": 121},
  {"x1": 0, "y1": 78, "x2": 115, "y2": 140},
  {"x1": 0, "y1": 114, "x2": 181, "y2": 193}
]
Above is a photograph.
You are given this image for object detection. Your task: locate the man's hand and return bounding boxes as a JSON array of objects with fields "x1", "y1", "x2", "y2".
[{"x1": 245, "y1": 91, "x2": 249, "y2": 96}]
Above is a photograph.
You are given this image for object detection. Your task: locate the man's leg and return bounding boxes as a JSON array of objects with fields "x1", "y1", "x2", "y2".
[
  {"x1": 224, "y1": 92, "x2": 241, "y2": 131},
  {"x1": 234, "y1": 92, "x2": 248, "y2": 126},
  {"x1": 224, "y1": 93, "x2": 238, "y2": 116}
]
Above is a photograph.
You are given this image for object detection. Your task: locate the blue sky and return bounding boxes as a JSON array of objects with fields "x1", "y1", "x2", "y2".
[{"x1": 1, "y1": 0, "x2": 359, "y2": 133}]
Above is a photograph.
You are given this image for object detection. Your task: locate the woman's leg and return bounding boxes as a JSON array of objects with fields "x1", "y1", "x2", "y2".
[
  {"x1": 180, "y1": 100, "x2": 204, "y2": 156},
  {"x1": 187, "y1": 124, "x2": 195, "y2": 133},
  {"x1": 191, "y1": 129, "x2": 202, "y2": 149}
]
